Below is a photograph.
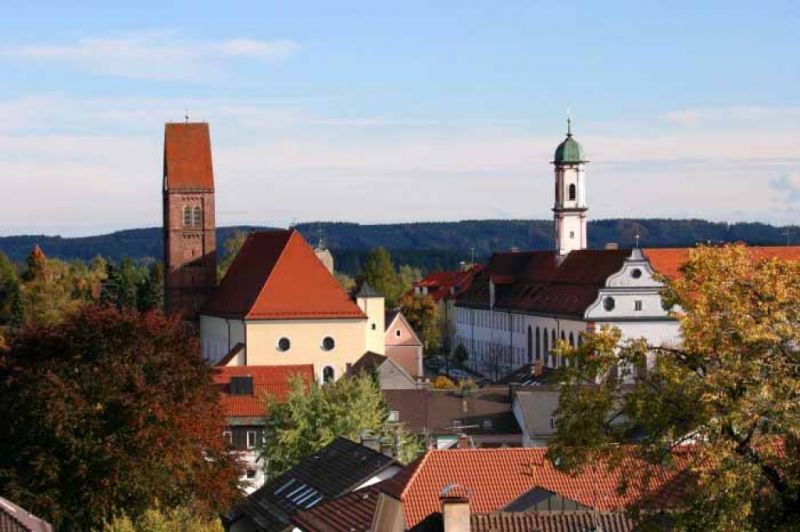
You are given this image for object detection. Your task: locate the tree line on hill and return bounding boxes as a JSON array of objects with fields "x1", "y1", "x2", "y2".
[{"x1": 1, "y1": 218, "x2": 796, "y2": 276}]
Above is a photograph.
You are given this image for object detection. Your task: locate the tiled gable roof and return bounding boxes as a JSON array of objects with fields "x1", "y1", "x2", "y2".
[
  {"x1": 644, "y1": 246, "x2": 800, "y2": 280},
  {"x1": 0, "y1": 497, "x2": 52, "y2": 532},
  {"x1": 292, "y1": 483, "x2": 385, "y2": 532},
  {"x1": 202, "y1": 229, "x2": 366, "y2": 320},
  {"x1": 413, "y1": 265, "x2": 483, "y2": 302},
  {"x1": 212, "y1": 364, "x2": 314, "y2": 418},
  {"x1": 235, "y1": 438, "x2": 395, "y2": 530},
  {"x1": 163, "y1": 122, "x2": 214, "y2": 190},
  {"x1": 383, "y1": 447, "x2": 692, "y2": 528}
]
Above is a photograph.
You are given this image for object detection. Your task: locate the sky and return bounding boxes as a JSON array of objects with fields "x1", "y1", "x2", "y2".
[{"x1": 0, "y1": 1, "x2": 798, "y2": 236}]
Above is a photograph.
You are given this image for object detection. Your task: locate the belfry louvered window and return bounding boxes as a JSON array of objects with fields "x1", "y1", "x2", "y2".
[
  {"x1": 193, "y1": 206, "x2": 202, "y2": 226},
  {"x1": 183, "y1": 206, "x2": 192, "y2": 226}
]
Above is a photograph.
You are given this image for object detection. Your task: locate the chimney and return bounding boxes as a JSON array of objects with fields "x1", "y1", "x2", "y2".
[
  {"x1": 604, "y1": 242, "x2": 619, "y2": 250},
  {"x1": 440, "y1": 484, "x2": 470, "y2": 532},
  {"x1": 533, "y1": 359, "x2": 543, "y2": 377},
  {"x1": 456, "y1": 434, "x2": 470, "y2": 449}
]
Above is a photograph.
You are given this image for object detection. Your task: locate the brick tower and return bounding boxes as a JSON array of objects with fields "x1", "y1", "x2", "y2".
[{"x1": 162, "y1": 122, "x2": 217, "y2": 318}]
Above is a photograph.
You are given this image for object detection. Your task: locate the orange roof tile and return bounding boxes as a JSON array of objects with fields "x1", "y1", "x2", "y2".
[
  {"x1": 212, "y1": 364, "x2": 314, "y2": 418},
  {"x1": 383, "y1": 447, "x2": 692, "y2": 528},
  {"x1": 202, "y1": 229, "x2": 366, "y2": 320},
  {"x1": 644, "y1": 246, "x2": 800, "y2": 280},
  {"x1": 163, "y1": 122, "x2": 214, "y2": 191}
]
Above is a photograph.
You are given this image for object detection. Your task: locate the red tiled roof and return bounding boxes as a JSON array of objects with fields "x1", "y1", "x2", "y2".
[
  {"x1": 383, "y1": 447, "x2": 692, "y2": 528},
  {"x1": 212, "y1": 364, "x2": 314, "y2": 418},
  {"x1": 644, "y1": 246, "x2": 800, "y2": 280},
  {"x1": 163, "y1": 122, "x2": 214, "y2": 190},
  {"x1": 202, "y1": 229, "x2": 366, "y2": 320},
  {"x1": 291, "y1": 483, "x2": 384, "y2": 532},
  {"x1": 414, "y1": 265, "x2": 483, "y2": 302}
]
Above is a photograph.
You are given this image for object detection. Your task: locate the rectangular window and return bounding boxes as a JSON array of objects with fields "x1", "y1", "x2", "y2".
[
  {"x1": 388, "y1": 410, "x2": 400, "y2": 422},
  {"x1": 223, "y1": 430, "x2": 232, "y2": 445},
  {"x1": 246, "y1": 430, "x2": 257, "y2": 450},
  {"x1": 634, "y1": 300, "x2": 643, "y2": 311}
]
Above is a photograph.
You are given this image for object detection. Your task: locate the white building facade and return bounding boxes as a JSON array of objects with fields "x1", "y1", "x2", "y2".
[{"x1": 454, "y1": 124, "x2": 681, "y2": 379}]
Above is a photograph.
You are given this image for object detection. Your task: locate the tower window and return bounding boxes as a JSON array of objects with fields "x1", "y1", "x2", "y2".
[
  {"x1": 323, "y1": 366, "x2": 335, "y2": 383},
  {"x1": 604, "y1": 297, "x2": 616, "y2": 311},
  {"x1": 183, "y1": 206, "x2": 192, "y2": 226},
  {"x1": 631, "y1": 268, "x2": 642, "y2": 279},
  {"x1": 634, "y1": 300, "x2": 643, "y2": 311},
  {"x1": 193, "y1": 206, "x2": 202, "y2": 226},
  {"x1": 568, "y1": 183, "x2": 576, "y2": 201}
]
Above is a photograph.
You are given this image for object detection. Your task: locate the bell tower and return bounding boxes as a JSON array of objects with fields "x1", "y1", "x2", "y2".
[
  {"x1": 162, "y1": 122, "x2": 217, "y2": 318},
  {"x1": 552, "y1": 117, "x2": 588, "y2": 256}
]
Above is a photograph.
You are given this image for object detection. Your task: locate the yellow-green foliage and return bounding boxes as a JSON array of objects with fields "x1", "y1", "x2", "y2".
[
  {"x1": 548, "y1": 244, "x2": 800, "y2": 530},
  {"x1": 102, "y1": 506, "x2": 222, "y2": 532}
]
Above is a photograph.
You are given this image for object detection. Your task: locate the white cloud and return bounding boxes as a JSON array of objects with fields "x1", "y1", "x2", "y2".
[
  {"x1": 0, "y1": 31, "x2": 299, "y2": 81},
  {"x1": 0, "y1": 96, "x2": 798, "y2": 235}
]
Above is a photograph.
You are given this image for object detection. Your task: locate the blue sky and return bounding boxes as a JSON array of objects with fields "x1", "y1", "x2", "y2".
[{"x1": 1, "y1": 1, "x2": 798, "y2": 235}]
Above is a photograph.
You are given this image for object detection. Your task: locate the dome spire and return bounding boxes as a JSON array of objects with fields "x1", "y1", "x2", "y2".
[{"x1": 567, "y1": 109, "x2": 572, "y2": 137}]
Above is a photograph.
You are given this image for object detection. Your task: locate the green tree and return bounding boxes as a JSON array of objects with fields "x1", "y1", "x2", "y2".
[
  {"x1": 218, "y1": 231, "x2": 248, "y2": 280},
  {"x1": 398, "y1": 292, "x2": 441, "y2": 352},
  {"x1": 549, "y1": 244, "x2": 800, "y2": 530},
  {"x1": 137, "y1": 263, "x2": 164, "y2": 312},
  {"x1": 101, "y1": 258, "x2": 146, "y2": 310},
  {"x1": 0, "y1": 251, "x2": 18, "y2": 324},
  {"x1": 360, "y1": 247, "x2": 403, "y2": 306},
  {"x1": 0, "y1": 306, "x2": 242, "y2": 530},
  {"x1": 397, "y1": 264, "x2": 423, "y2": 292},
  {"x1": 260, "y1": 374, "x2": 420, "y2": 479}
]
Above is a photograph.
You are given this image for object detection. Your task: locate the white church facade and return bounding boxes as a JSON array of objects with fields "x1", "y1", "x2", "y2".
[{"x1": 454, "y1": 121, "x2": 682, "y2": 379}]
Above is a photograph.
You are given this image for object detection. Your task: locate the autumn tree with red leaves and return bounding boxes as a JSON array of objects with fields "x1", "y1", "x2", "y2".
[{"x1": 0, "y1": 306, "x2": 242, "y2": 530}]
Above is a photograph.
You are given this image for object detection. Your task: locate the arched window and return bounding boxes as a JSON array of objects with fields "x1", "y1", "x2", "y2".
[
  {"x1": 543, "y1": 328, "x2": 549, "y2": 365},
  {"x1": 183, "y1": 206, "x2": 192, "y2": 226},
  {"x1": 568, "y1": 183, "x2": 577, "y2": 201},
  {"x1": 569, "y1": 332, "x2": 575, "y2": 347},
  {"x1": 193, "y1": 206, "x2": 202, "y2": 226},
  {"x1": 323, "y1": 366, "x2": 335, "y2": 383},
  {"x1": 535, "y1": 327, "x2": 541, "y2": 361},
  {"x1": 551, "y1": 329, "x2": 557, "y2": 347},
  {"x1": 560, "y1": 331, "x2": 566, "y2": 342},
  {"x1": 527, "y1": 326, "x2": 533, "y2": 363}
]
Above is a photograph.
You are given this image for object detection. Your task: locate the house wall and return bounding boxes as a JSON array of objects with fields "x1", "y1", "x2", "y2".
[
  {"x1": 245, "y1": 318, "x2": 367, "y2": 381},
  {"x1": 200, "y1": 315, "x2": 245, "y2": 364},
  {"x1": 371, "y1": 493, "x2": 406, "y2": 532},
  {"x1": 385, "y1": 316, "x2": 424, "y2": 377},
  {"x1": 357, "y1": 296, "x2": 386, "y2": 355},
  {"x1": 382, "y1": 346, "x2": 422, "y2": 380}
]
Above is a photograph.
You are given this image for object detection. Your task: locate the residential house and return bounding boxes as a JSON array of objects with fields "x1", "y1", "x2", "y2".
[
  {"x1": 0, "y1": 496, "x2": 53, "y2": 532},
  {"x1": 382, "y1": 386, "x2": 522, "y2": 449},
  {"x1": 213, "y1": 364, "x2": 315, "y2": 493},
  {"x1": 348, "y1": 351, "x2": 419, "y2": 390},
  {"x1": 384, "y1": 311, "x2": 424, "y2": 378},
  {"x1": 226, "y1": 437, "x2": 400, "y2": 532},
  {"x1": 200, "y1": 229, "x2": 385, "y2": 383}
]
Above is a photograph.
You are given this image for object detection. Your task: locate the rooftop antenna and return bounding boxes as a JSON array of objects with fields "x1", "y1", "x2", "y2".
[
  {"x1": 317, "y1": 226, "x2": 325, "y2": 249},
  {"x1": 783, "y1": 226, "x2": 792, "y2": 246},
  {"x1": 184, "y1": 109, "x2": 189, "y2": 123},
  {"x1": 470, "y1": 247, "x2": 476, "y2": 265}
]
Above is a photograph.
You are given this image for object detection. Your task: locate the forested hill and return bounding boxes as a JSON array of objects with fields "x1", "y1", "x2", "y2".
[{"x1": 0, "y1": 219, "x2": 794, "y2": 276}]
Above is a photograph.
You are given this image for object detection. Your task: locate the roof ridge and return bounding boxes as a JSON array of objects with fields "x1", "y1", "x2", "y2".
[
  {"x1": 401, "y1": 449, "x2": 433, "y2": 501},
  {"x1": 245, "y1": 229, "x2": 295, "y2": 318}
]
